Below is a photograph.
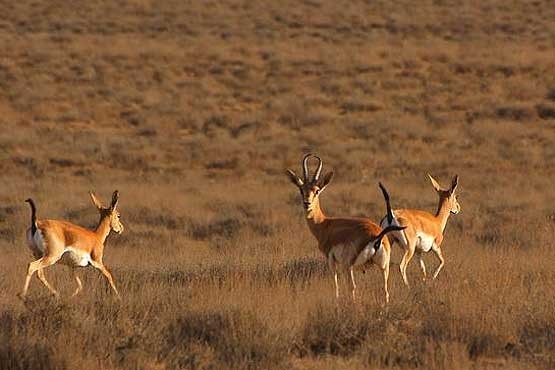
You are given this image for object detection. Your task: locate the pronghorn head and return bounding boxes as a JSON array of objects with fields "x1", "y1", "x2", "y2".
[
  {"x1": 89, "y1": 190, "x2": 124, "y2": 234},
  {"x1": 286, "y1": 153, "x2": 334, "y2": 217},
  {"x1": 428, "y1": 174, "x2": 461, "y2": 214}
]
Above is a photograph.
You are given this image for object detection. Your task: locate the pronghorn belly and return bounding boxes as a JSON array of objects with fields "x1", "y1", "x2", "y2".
[
  {"x1": 61, "y1": 247, "x2": 92, "y2": 267},
  {"x1": 416, "y1": 233, "x2": 434, "y2": 253}
]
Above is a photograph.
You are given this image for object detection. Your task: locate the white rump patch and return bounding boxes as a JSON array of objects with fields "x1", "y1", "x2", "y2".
[
  {"x1": 62, "y1": 247, "x2": 92, "y2": 267},
  {"x1": 416, "y1": 232, "x2": 435, "y2": 253},
  {"x1": 381, "y1": 211, "x2": 408, "y2": 246},
  {"x1": 27, "y1": 229, "x2": 46, "y2": 257},
  {"x1": 353, "y1": 243, "x2": 377, "y2": 266}
]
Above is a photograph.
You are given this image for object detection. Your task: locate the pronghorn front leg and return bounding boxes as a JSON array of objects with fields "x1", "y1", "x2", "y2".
[
  {"x1": 431, "y1": 245, "x2": 445, "y2": 280},
  {"x1": 37, "y1": 269, "x2": 59, "y2": 297},
  {"x1": 417, "y1": 251, "x2": 427, "y2": 281},
  {"x1": 66, "y1": 266, "x2": 84, "y2": 297},
  {"x1": 90, "y1": 260, "x2": 120, "y2": 297},
  {"x1": 72, "y1": 271, "x2": 83, "y2": 297},
  {"x1": 328, "y1": 253, "x2": 340, "y2": 299}
]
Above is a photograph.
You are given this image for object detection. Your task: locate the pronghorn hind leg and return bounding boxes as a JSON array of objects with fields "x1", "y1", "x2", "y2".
[
  {"x1": 382, "y1": 265, "x2": 390, "y2": 304},
  {"x1": 399, "y1": 247, "x2": 415, "y2": 287},
  {"x1": 90, "y1": 260, "x2": 120, "y2": 298},
  {"x1": 36, "y1": 269, "x2": 59, "y2": 297},
  {"x1": 340, "y1": 267, "x2": 353, "y2": 304},
  {"x1": 21, "y1": 256, "x2": 60, "y2": 298},
  {"x1": 431, "y1": 245, "x2": 445, "y2": 280}
]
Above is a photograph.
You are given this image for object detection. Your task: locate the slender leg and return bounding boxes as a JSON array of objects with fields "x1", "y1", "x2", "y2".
[
  {"x1": 328, "y1": 253, "x2": 340, "y2": 299},
  {"x1": 90, "y1": 260, "x2": 120, "y2": 297},
  {"x1": 349, "y1": 267, "x2": 357, "y2": 302},
  {"x1": 71, "y1": 269, "x2": 83, "y2": 297},
  {"x1": 21, "y1": 256, "x2": 60, "y2": 298},
  {"x1": 417, "y1": 252, "x2": 427, "y2": 281},
  {"x1": 37, "y1": 269, "x2": 59, "y2": 297},
  {"x1": 399, "y1": 247, "x2": 415, "y2": 287},
  {"x1": 431, "y1": 246, "x2": 445, "y2": 280},
  {"x1": 334, "y1": 271, "x2": 340, "y2": 299},
  {"x1": 382, "y1": 265, "x2": 390, "y2": 304}
]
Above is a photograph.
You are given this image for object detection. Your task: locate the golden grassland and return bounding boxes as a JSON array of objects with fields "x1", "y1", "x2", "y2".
[{"x1": 1, "y1": 0, "x2": 555, "y2": 369}]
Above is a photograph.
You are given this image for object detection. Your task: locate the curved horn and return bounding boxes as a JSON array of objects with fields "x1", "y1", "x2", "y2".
[
  {"x1": 313, "y1": 155, "x2": 323, "y2": 181},
  {"x1": 302, "y1": 153, "x2": 312, "y2": 182}
]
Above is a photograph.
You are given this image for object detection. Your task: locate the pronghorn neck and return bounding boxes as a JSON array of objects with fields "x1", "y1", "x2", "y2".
[
  {"x1": 435, "y1": 196, "x2": 452, "y2": 232},
  {"x1": 95, "y1": 214, "x2": 112, "y2": 243},
  {"x1": 306, "y1": 199, "x2": 327, "y2": 240},
  {"x1": 306, "y1": 198, "x2": 326, "y2": 222}
]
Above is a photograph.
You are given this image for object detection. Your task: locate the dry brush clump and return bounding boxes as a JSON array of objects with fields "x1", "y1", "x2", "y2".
[{"x1": 162, "y1": 309, "x2": 288, "y2": 370}]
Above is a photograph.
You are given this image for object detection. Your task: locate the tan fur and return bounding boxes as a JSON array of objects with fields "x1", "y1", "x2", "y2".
[
  {"x1": 381, "y1": 175, "x2": 461, "y2": 286},
  {"x1": 287, "y1": 154, "x2": 401, "y2": 304},
  {"x1": 20, "y1": 191, "x2": 124, "y2": 299}
]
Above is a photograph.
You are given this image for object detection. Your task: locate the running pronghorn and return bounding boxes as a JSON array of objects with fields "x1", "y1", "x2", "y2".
[
  {"x1": 20, "y1": 191, "x2": 124, "y2": 299},
  {"x1": 286, "y1": 153, "x2": 404, "y2": 303},
  {"x1": 379, "y1": 175, "x2": 461, "y2": 286}
]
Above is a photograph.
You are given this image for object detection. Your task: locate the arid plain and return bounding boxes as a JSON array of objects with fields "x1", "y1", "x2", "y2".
[{"x1": 1, "y1": 1, "x2": 555, "y2": 369}]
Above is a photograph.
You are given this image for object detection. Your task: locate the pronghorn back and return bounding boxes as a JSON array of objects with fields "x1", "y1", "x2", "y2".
[
  {"x1": 20, "y1": 190, "x2": 124, "y2": 299},
  {"x1": 32, "y1": 220, "x2": 102, "y2": 252},
  {"x1": 392, "y1": 210, "x2": 442, "y2": 232},
  {"x1": 315, "y1": 216, "x2": 387, "y2": 254},
  {"x1": 378, "y1": 176, "x2": 461, "y2": 286}
]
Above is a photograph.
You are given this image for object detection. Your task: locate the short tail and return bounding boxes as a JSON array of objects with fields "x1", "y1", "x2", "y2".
[
  {"x1": 379, "y1": 182, "x2": 394, "y2": 224},
  {"x1": 25, "y1": 198, "x2": 37, "y2": 235}
]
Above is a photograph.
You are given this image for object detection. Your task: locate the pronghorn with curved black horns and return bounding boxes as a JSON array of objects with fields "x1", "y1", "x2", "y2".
[
  {"x1": 20, "y1": 191, "x2": 124, "y2": 299},
  {"x1": 379, "y1": 175, "x2": 460, "y2": 286},
  {"x1": 286, "y1": 154, "x2": 405, "y2": 303}
]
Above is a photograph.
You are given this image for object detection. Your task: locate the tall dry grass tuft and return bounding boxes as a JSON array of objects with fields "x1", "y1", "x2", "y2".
[{"x1": 163, "y1": 309, "x2": 287, "y2": 370}]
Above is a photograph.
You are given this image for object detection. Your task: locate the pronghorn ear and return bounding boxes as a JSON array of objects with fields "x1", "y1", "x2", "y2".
[
  {"x1": 318, "y1": 171, "x2": 334, "y2": 191},
  {"x1": 286, "y1": 169, "x2": 303, "y2": 187},
  {"x1": 110, "y1": 190, "x2": 120, "y2": 210},
  {"x1": 427, "y1": 174, "x2": 443, "y2": 192},
  {"x1": 450, "y1": 175, "x2": 459, "y2": 194},
  {"x1": 89, "y1": 191, "x2": 104, "y2": 210}
]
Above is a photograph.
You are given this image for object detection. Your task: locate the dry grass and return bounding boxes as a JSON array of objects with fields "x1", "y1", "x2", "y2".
[{"x1": 1, "y1": 0, "x2": 555, "y2": 369}]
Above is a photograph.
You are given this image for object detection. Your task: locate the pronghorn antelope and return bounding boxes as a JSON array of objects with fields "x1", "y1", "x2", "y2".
[
  {"x1": 286, "y1": 154, "x2": 404, "y2": 303},
  {"x1": 20, "y1": 191, "x2": 124, "y2": 299},
  {"x1": 379, "y1": 175, "x2": 460, "y2": 286}
]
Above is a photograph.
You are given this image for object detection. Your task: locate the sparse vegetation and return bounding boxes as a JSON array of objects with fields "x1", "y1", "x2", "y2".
[{"x1": 1, "y1": 0, "x2": 555, "y2": 369}]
